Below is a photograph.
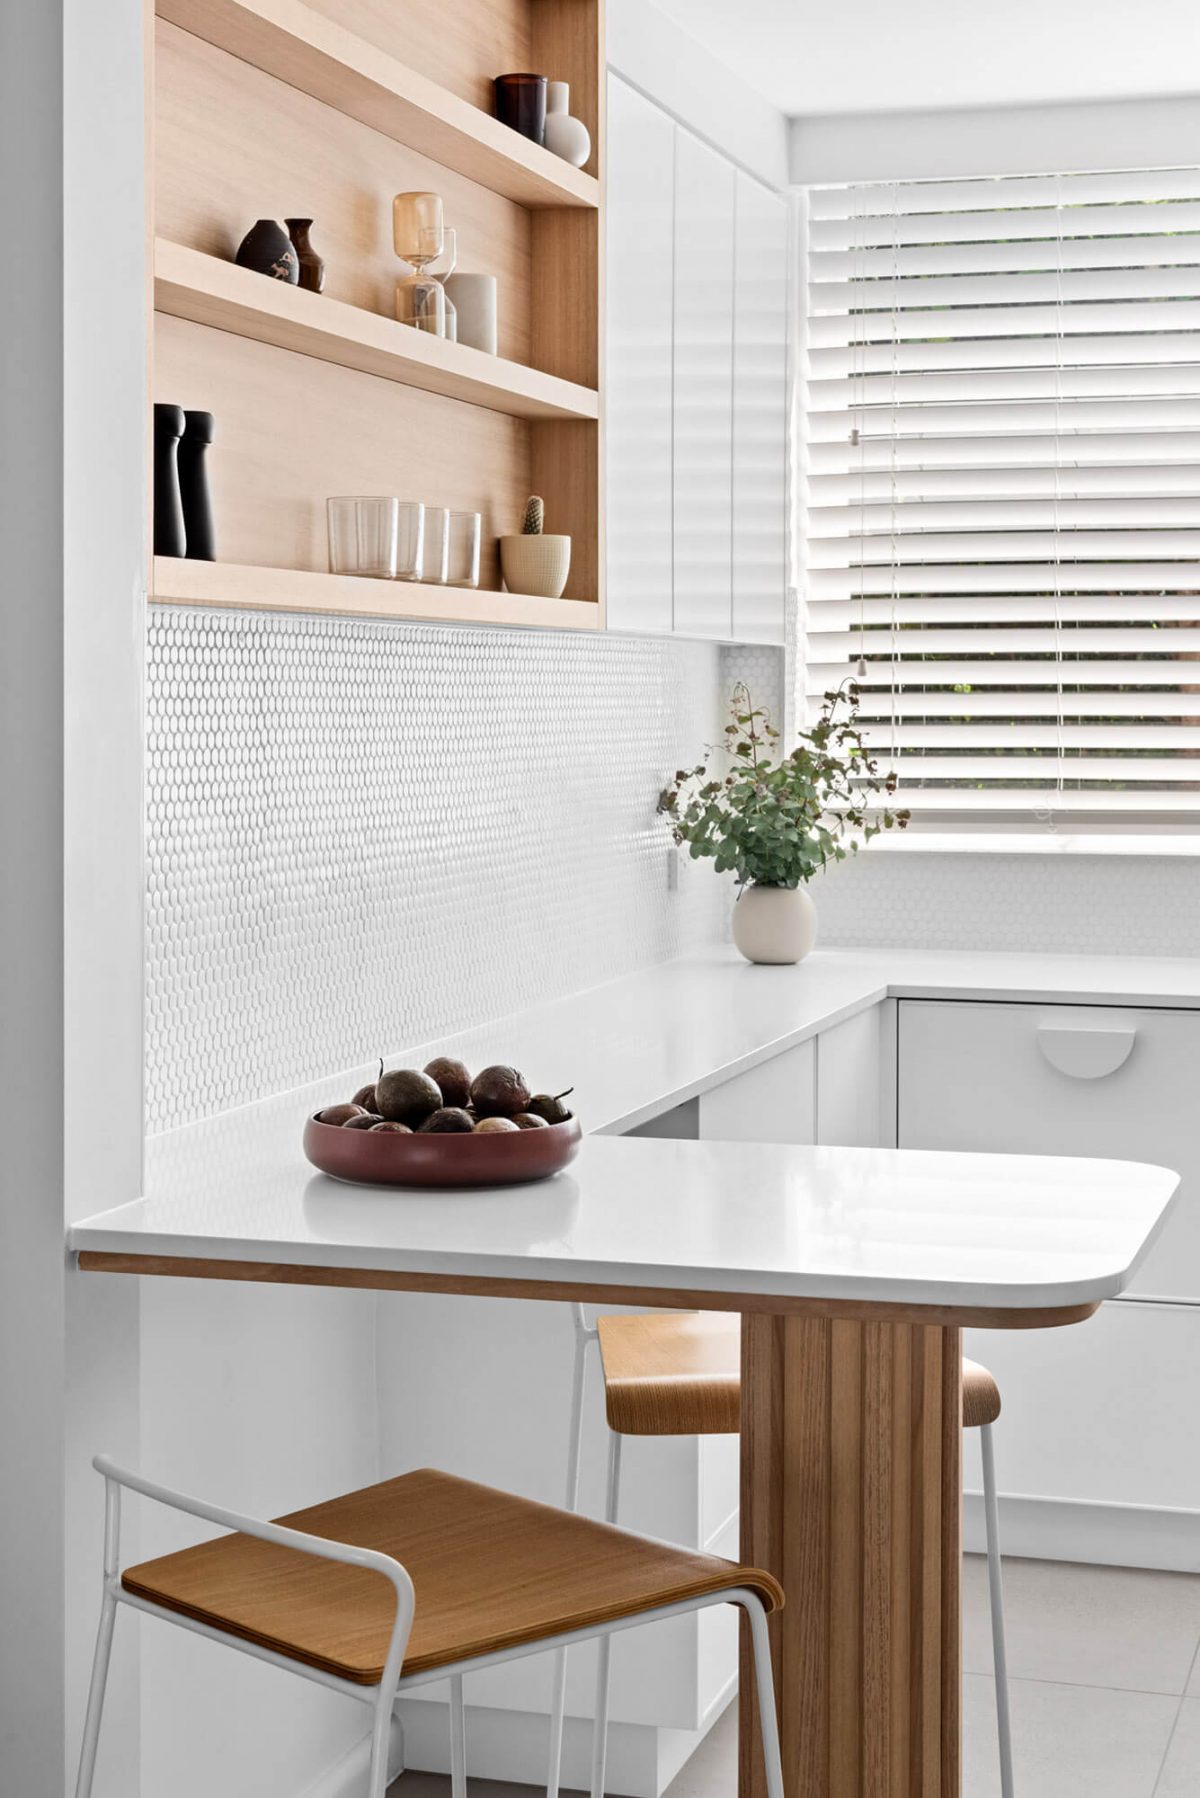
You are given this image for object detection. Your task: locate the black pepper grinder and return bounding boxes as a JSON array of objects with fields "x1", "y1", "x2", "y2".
[
  {"x1": 153, "y1": 403, "x2": 187, "y2": 558},
  {"x1": 178, "y1": 409, "x2": 216, "y2": 561}
]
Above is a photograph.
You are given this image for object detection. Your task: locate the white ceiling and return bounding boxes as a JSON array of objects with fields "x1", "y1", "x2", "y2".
[{"x1": 650, "y1": 0, "x2": 1200, "y2": 117}]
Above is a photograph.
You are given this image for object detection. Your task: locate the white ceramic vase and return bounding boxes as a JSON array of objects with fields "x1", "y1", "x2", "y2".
[
  {"x1": 731, "y1": 883, "x2": 817, "y2": 966},
  {"x1": 499, "y1": 533, "x2": 571, "y2": 598},
  {"x1": 544, "y1": 81, "x2": 591, "y2": 167}
]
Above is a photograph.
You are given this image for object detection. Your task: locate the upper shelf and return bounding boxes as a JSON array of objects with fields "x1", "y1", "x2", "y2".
[
  {"x1": 151, "y1": 557, "x2": 603, "y2": 632},
  {"x1": 155, "y1": 240, "x2": 600, "y2": 422},
  {"x1": 157, "y1": 0, "x2": 601, "y2": 211}
]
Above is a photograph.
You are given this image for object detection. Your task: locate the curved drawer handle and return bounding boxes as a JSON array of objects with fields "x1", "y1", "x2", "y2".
[{"x1": 1037, "y1": 1025, "x2": 1136, "y2": 1080}]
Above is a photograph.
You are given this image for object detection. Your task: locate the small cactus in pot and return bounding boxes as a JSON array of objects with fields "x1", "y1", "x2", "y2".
[{"x1": 500, "y1": 493, "x2": 571, "y2": 598}]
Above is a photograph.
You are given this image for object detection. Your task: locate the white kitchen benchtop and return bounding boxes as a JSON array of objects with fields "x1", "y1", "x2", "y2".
[{"x1": 68, "y1": 947, "x2": 1193, "y2": 1311}]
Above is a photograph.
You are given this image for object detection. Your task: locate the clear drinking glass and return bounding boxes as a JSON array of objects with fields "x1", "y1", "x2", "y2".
[
  {"x1": 420, "y1": 506, "x2": 451, "y2": 584},
  {"x1": 394, "y1": 501, "x2": 425, "y2": 581},
  {"x1": 327, "y1": 496, "x2": 399, "y2": 579},
  {"x1": 446, "y1": 510, "x2": 481, "y2": 588}
]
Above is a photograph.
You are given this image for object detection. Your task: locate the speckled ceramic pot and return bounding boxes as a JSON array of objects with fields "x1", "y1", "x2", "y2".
[{"x1": 499, "y1": 533, "x2": 571, "y2": 599}]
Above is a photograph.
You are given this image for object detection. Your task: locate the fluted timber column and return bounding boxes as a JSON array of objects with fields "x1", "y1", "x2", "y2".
[{"x1": 738, "y1": 1315, "x2": 962, "y2": 1798}]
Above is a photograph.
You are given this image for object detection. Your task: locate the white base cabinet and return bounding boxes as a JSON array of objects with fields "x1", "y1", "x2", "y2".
[
  {"x1": 897, "y1": 1000, "x2": 1200, "y2": 1300},
  {"x1": 899, "y1": 998, "x2": 1200, "y2": 1565}
]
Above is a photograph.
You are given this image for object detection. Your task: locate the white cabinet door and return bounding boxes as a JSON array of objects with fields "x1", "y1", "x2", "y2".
[
  {"x1": 816, "y1": 1005, "x2": 884, "y2": 1146},
  {"x1": 732, "y1": 174, "x2": 788, "y2": 645},
  {"x1": 963, "y1": 1299, "x2": 1200, "y2": 1516},
  {"x1": 898, "y1": 997, "x2": 1200, "y2": 1556},
  {"x1": 898, "y1": 1000, "x2": 1200, "y2": 1299},
  {"x1": 673, "y1": 128, "x2": 735, "y2": 639},
  {"x1": 605, "y1": 76, "x2": 675, "y2": 633},
  {"x1": 697, "y1": 1038, "x2": 817, "y2": 1142}
]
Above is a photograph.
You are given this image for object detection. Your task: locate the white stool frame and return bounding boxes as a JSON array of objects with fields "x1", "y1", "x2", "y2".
[
  {"x1": 548, "y1": 1307, "x2": 1015, "y2": 1798},
  {"x1": 76, "y1": 1454, "x2": 785, "y2": 1798}
]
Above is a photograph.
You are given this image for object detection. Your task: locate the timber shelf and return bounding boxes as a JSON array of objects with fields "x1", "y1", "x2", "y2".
[
  {"x1": 155, "y1": 240, "x2": 600, "y2": 423},
  {"x1": 152, "y1": 0, "x2": 604, "y2": 622},
  {"x1": 151, "y1": 557, "x2": 603, "y2": 632},
  {"x1": 157, "y1": 0, "x2": 600, "y2": 210}
]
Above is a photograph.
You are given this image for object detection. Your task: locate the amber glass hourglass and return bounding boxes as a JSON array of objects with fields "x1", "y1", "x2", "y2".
[{"x1": 394, "y1": 192, "x2": 447, "y2": 336}]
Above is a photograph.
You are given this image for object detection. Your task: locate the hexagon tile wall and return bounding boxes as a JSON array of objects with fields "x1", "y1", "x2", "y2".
[{"x1": 146, "y1": 608, "x2": 755, "y2": 1132}]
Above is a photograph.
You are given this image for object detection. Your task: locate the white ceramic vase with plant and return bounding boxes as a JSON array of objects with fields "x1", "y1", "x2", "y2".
[
  {"x1": 499, "y1": 495, "x2": 571, "y2": 599},
  {"x1": 659, "y1": 683, "x2": 909, "y2": 965}
]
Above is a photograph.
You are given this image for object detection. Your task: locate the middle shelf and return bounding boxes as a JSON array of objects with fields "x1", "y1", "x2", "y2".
[{"x1": 155, "y1": 239, "x2": 600, "y2": 423}]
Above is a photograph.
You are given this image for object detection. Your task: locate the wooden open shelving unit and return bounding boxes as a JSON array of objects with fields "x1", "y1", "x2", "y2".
[
  {"x1": 155, "y1": 240, "x2": 599, "y2": 421},
  {"x1": 150, "y1": 0, "x2": 604, "y2": 625},
  {"x1": 152, "y1": 556, "x2": 602, "y2": 630}
]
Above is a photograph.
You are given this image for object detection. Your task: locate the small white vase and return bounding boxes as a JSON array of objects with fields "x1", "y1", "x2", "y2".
[
  {"x1": 500, "y1": 533, "x2": 571, "y2": 598},
  {"x1": 544, "y1": 81, "x2": 591, "y2": 167},
  {"x1": 731, "y1": 884, "x2": 817, "y2": 966}
]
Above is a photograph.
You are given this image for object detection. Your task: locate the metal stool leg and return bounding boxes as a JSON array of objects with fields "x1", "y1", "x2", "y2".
[
  {"x1": 74, "y1": 1589, "x2": 119, "y2": 1798},
  {"x1": 449, "y1": 1673, "x2": 468, "y2": 1798},
  {"x1": 548, "y1": 1311, "x2": 593, "y2": 1798},
  {"x1": 743, "y1": 1594, "x2": 785, "y2": 1798},
  {"x1": 981, "y1": 1422, "x2": 1014, "y2": 1798},
  {"x1": 76, "y1": 1475, "x2": 124, "y2": 1798},
  {"x1": 589, "y1": 1433, "x2": 623, "y2": 1798}
]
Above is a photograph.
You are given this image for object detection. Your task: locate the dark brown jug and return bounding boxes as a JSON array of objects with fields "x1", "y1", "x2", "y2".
[{"x1": 285, "y1": 218, "x2": 325, "y2": 293}]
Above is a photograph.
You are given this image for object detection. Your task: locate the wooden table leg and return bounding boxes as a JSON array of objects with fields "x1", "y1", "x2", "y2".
[{"x1": 738, "y1": 1314, "x2": 962, "y2": 1798}]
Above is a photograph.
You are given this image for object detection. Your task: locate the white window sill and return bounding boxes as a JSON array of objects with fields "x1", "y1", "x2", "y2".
[{"x1": 863, "y1": 832, "x2": 1200, "y2": 858}]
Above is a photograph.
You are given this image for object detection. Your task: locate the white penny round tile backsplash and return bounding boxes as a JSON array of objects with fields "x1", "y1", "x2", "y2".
[{"x1": 147, "y1": 607, "x2": 778, "y2": 1132}]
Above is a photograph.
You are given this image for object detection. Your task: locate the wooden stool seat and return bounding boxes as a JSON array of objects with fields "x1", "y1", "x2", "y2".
[
  {"x1": 962, "y1": 1357, "x2": 1002, "y2": 1429},
  {"x1": 121, "y1": 1466, "x2": 783, "y2": 1687},
  {"x1": 596, "y1": 1312, "x2": 1001, "y2": 1434},
  {"x1": 596, "y1": 1311, "x2": 741, "y2": 1435}
]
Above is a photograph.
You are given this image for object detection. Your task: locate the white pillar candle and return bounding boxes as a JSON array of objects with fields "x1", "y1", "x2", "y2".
[{"x1": 442, "y1": 272, "x2": 498, "y2": 356}]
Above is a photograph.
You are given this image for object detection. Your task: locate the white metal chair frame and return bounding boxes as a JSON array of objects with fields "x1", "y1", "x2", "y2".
[
  {"x1": 548, "y1": 1307, "x2": 1015, "y2": 1798},
  {"x1": 76, "y1": 1454, "x2": 785, "y2": 1798}
]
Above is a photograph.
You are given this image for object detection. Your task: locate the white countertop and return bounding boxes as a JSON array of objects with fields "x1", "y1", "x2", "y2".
[
  {"x1": 69, "y1": 946, "x2": 1193, "y2": 1312},
  {"x1": 69, "y1": 1135, "x2": 1178, "y2": 1313}
]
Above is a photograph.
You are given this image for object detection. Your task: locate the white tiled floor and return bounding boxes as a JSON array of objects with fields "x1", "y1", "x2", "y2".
[
  {"x1": 391, "y1": 1557, "x2": 1200, "y2": 1798},
  {"x1": 961, "y1": 1555, "x2": 1200, "y2": 1798}
]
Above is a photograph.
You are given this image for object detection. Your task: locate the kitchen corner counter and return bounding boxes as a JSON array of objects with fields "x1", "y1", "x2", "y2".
[
  {"x1": 68, "y1": 943, "x2": 1190, "y2": 1798},
  {"x1": 66, "y1": 944, "x2": 1191, "y2": 1315}
]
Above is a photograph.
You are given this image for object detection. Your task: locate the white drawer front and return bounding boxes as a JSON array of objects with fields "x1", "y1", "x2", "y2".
[
  {"x1": 898, "y1": 1000, "x2": 1200, "y2": 1300},
  {"x1": 965, "y1": 1300, "x2": 1200, "y2": 1513}
]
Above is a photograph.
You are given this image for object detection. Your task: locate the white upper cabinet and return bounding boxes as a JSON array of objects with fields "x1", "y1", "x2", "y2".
[
  {"x1": 605, "y1": 80, "x2": 789, "y2": 643},
  {"x1": 605, "y1": 76, "x2": 675, "y2": 634},
  {"x1": 733, "y1": 174, "x2": 789, "y2": 645},
  {"x1": 672, "y1": 127, "x2": 736, "y2": 639}
]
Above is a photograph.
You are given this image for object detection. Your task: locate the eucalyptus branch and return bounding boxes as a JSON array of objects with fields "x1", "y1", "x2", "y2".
[{"x1": 659, "y1": 684, "x2": 909, "y2": 889}]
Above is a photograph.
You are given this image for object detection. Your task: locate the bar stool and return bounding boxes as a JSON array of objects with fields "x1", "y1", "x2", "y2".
[
  {"x1": 548, "y1": 1309, "x2": 1014, "y2": 1798},
  {"x1": 76, "y1": 1456, "x2": 785, "y2": 1798}
]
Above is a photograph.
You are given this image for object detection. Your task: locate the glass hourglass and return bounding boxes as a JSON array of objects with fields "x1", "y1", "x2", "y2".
[{"x1": 394, "y1": 192, "x2": 447, "y2": 336}]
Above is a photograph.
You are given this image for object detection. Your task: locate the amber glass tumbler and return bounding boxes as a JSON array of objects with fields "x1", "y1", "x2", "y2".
[{"x1": 494, "y1": 73, "x2": 547, "y2": 145}]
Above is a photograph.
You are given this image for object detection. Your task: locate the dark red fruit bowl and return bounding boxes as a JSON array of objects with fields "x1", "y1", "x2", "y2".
[{"x1": 303, "y1": 1113, "x2": 583, "y2": 1188}]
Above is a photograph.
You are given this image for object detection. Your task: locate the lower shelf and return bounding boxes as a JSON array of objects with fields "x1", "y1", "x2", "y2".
[{"x1": 151, "y1": 557, "x2": 603, "y2": 631}]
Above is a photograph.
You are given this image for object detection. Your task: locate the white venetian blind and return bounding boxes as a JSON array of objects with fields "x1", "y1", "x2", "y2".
[{"x1": 802, "y1": 166, "x2": 1200, "y2": 821}]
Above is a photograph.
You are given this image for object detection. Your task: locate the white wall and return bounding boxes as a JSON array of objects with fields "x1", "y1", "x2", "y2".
[
  {"x1": 790, "y1": 93, "x2": 1200, "y2": 185},
  {"x1": 2, "y1": 2, "x2": 147, "y2": 1795},
  {"x1": 608, "y1": 0, "x2": 788, "y2": 188},
  {"x1": 0, "y1": 5, "x2": 70, "y2": 1785}
]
